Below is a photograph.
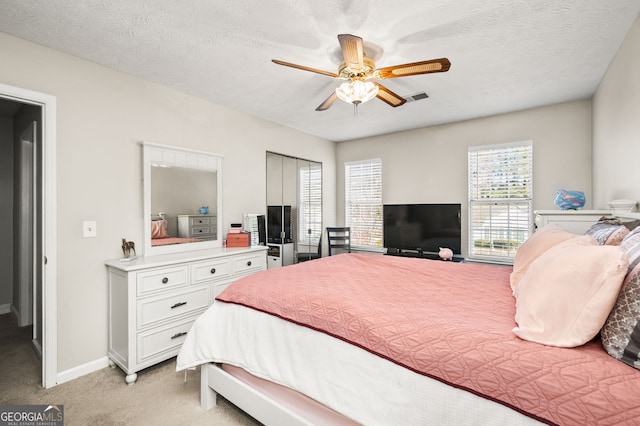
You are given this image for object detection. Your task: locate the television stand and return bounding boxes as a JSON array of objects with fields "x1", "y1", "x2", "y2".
[{"x1": 385, "y1": 250, "x2": 464, "y2": 263}]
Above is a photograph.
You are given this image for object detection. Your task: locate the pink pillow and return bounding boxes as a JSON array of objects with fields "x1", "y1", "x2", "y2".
[
  {"x1": 510, "y1": 225, "x2": 581, "y2": 293},
  {"x1": 151, "y1": 219, "x2": 169, "y2": 239},
  {"x1": 513, "y1": 244, "x2": 628, "y2": 347}
]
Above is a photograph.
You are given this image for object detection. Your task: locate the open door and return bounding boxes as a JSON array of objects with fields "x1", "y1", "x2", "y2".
[
  {"x1": 1, "y1": 82, "x2": 57, "y2": 388},
  {"x1": 16, "y1": 122, "x2": 36, "y2": 328}
]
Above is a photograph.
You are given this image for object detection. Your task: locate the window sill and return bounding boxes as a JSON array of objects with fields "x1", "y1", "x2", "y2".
[
  {"x1": 350, "y1": 246, "x2": 386, "y2": 254},
  {"x1": 465, "y1": 257, "x2": 514, "y2": 267}
]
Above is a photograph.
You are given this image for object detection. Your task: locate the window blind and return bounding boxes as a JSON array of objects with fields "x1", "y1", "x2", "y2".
[
  {"x1": 298, "y1": 163, "x2": 323, "y2": 244},
  {"x1": 468, "y1": 141, "x2": 533, "y2": 261},
  {"x1": 345, "y1": 159, "x2": 383, "y2": 249}
]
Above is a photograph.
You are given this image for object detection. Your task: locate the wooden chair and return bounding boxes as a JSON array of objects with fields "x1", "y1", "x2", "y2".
[{"x1": 326, "y1": 227, "x2": 351, "y2": 256}]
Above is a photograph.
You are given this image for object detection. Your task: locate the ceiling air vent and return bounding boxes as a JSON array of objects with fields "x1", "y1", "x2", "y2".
[{"x1": 404, "y1": 92, "x2": 429, "y2": 102}]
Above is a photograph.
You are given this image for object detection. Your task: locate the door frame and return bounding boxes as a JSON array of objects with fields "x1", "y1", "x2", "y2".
[{"x1": 0, "y1": 82, "x2": 57, "y2": 388}]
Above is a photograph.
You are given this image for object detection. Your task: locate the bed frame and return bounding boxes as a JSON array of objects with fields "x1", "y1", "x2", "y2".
[{"x1": 201, "y1": 363, "x2": 316, "y2": 425}]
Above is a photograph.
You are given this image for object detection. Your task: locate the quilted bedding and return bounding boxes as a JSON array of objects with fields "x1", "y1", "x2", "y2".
[{"x1": 215, "y1": 253, "x2": 640, "y2": 425}]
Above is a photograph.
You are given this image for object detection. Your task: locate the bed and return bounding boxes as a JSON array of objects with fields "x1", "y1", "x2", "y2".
[
  {"x1": 151, "y1": 218, "x2": 200, "y2": 246},
  {"x1": 176, "y1": 218, "x2": 640, "y2": 425}
]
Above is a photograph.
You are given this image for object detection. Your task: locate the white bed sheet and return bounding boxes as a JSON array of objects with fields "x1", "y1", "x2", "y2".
[{"x1": 177, "y1": 301, "x2": 543, "y2": 425}]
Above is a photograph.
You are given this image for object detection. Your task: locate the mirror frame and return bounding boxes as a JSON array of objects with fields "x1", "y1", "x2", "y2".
[{"x1": 142, "y1": 142, "x2": 223, "y2": 256}]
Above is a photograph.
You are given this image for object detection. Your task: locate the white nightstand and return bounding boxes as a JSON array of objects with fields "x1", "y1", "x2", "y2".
[{"x1": 534, "y1": 210, "x2": 611, "y2": 234}]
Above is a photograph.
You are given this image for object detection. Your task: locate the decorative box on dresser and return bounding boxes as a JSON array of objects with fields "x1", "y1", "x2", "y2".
[
  {"x1": 105, "y1": 246, "x2": 267, "y2": 384},
  {"x1": 534, "y1": 210, "x2": 611, "y2": 234}
]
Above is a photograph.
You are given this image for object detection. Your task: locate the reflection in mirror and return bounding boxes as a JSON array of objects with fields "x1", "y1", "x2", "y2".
[
  {"x1": 142, "y1": 142, "x2": 223, "y2": 256},
  {"x1": 266, "y1": 152, "x2": 322, "y2": 266}
]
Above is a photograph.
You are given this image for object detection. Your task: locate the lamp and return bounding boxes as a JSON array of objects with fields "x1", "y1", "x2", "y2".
[{"x1": 335, "y1": 80, "x2": 379, "y2": 114}]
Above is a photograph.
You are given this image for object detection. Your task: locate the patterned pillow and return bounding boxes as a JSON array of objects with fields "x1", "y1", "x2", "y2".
[
  {"x1": 601, "y1": 228, "x2": 640, "y2": 369},
  {"x1": 623, "y1": 219, "x2": 640, "y2": 232},
  {"x1": 585, "y1": 222, "x2": 630, "y2": 245}
]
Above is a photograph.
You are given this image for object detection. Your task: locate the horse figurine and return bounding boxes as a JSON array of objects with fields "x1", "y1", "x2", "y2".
[{"x1": 122, "y1": 238, "x2": 136, "y2": 258}]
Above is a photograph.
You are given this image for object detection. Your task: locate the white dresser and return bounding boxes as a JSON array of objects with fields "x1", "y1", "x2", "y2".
[
  {"x1": 534, "y1": 210, "x2": 611, "y2": 234},
  {"x1": 105, "y1": 246, "x2": 267, "y2": 384},
  {"x1": 177, "y1": 214, "x2": 217, "y2": 239}
]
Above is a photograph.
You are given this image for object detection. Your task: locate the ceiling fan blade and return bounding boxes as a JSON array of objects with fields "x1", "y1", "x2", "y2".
[
  {"x1": 337, "y1": 34, "x2": 364, "y2": 71},
  {"x1": 377, "y1": 58, "x2": 451, "y2": 79},
  {"x1": 375, "y1": 83, "x2": 407, "y2": 107},
  {"x1": 315, "y1": 92, "x2": 339, "y2": 111},
  {"x1": 272, "y1": 59, "x2": 339, "y2": 78}
]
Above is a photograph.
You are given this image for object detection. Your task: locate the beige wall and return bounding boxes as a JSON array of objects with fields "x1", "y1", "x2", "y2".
[
  {"x1": 336, "y1": 100, "x2": 593, "y2": 256},
  {"x1": 593, "y1": 14, "x2": 640, "y2": 206},
  {"x1": 0, "y1": 32, "x2": 336, "y2": 373}
]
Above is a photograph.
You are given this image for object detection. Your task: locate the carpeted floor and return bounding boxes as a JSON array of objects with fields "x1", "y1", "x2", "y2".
[{"x1": 0, "y1": 313, "x2": 261, "y2": 425}]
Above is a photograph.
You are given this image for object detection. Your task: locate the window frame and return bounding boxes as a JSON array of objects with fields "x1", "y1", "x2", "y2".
[
  {"x1": 297, "y1": 162, "x2": 323, "y2": 246},
  {"x1": 344, "y1": 158, "x2": 384, "y2": 252},
  {"x1": 468, "y1": 140, "x2": 533, "y2": 264}
]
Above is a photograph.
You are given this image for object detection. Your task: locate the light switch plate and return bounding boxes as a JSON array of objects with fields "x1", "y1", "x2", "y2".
[{"x1": 83, "y1": 220, "x2": 97, "y2": 237}]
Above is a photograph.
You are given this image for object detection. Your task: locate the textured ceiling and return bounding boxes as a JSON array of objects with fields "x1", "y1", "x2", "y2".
[{"x1": 1, "y1": 1, "x2": 639, "y2": 142}]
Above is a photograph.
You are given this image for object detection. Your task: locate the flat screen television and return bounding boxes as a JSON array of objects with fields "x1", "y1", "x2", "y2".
[
  {"x1": 383, "y1": 203, "x2": 461, "y2": 254},
  {"x1": 267, "y1": 205, "x2": 292, "y2": 244}
]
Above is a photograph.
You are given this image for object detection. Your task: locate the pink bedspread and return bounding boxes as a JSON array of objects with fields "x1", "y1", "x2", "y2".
[{"x1": 217, "y1": 253, "x2": 640, "y2": 425}]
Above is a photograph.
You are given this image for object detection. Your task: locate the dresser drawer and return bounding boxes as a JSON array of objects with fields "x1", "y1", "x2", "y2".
[
  {"x1": 137, "y1": 286, "x2": 209, "y2": 329},
  {"x1": 191, "y1": 258, "x2": 232, "y2": 284},
  {"x1": 233, "y1": 252, "x2": 267, "y2": 276},
  {"x1": 136, "y1": 318, "x2": 195, "y2": 364},
  {"x1": 190, "y1": 217, "x2": 212, "y2": 226},
  {"x1": 190, "y1": 226, "x2": 213, "y2": 237},
  {"x1": 136, "y1": 266, "x2": 188, "y2": 296}
]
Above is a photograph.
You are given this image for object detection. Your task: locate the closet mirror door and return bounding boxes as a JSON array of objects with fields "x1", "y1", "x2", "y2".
[
  {"x1": 266, "y1": 153, "x2": 293, "y2": 267},
  {"x1": 266, "y1": 152, "x2": 322, "y2": 266}
]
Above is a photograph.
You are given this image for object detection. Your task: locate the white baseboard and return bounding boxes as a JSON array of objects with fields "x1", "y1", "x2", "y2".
[
  {"x1": 56, "y1": 356, "x2": 110, "y2": 385},
  {"x1": 0, "y1": 304, "x2": 10, "y2": 315}
]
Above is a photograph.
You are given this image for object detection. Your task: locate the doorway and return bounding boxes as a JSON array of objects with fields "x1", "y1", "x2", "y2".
[{"x1": 0, "y1": 83, "x2": 57, "y2": 388}]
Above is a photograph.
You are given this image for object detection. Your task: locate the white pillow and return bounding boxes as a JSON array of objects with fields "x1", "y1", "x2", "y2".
[
  {"x1": 513, "y1": 244, "x2": 628, "y2": 347},
  {"x1": 510, "y1": 225, "x2": 593, "y2": 293}
]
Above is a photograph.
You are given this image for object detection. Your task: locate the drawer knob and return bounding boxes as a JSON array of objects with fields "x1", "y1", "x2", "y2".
[
  {"x1": 171, "y1": 332, "x2": 188, "y2": 340},
  {"x1": 162, "y1": 277, "x2": 169, "y2": 284},
  {"x1": 246, "y1": 261, "x2": 252, "y2": 266},
  {"x1": 210, "y1": 268, "x2": 216, "y2": 274},
  {"x1": 171, "y1": 301, "x2": 187, "y2": 309}
]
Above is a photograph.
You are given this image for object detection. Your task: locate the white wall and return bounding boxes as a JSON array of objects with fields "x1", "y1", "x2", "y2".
[
  {"x1": 0, "y1": 32, "x2": 336, "y2": 373},
  {"x1": 593, "y1": 14, "x2": 640, "y2": 206},
  {"x1": 336, "y1": 100, "x2": 593, "y2": 256}
]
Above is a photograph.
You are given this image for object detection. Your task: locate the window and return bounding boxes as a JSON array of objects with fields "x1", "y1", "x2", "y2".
[
  {"x1": 468, "y1": 141, "x2": 533, "y2": 262},
  {"x1": 345, "y1": 159, "x2": 383, "y2": 250},
  {"x1": 298, "y1": 162, "x2": 323, "y2": 245}
]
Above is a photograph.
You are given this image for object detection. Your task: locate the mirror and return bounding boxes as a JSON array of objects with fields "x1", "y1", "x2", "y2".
[
  {"x1": 266, "y1": 152, "x2": 322, "y2": 266},
  {"x1": 142, "y1": 142, "x2": 223, "y2": 256}
]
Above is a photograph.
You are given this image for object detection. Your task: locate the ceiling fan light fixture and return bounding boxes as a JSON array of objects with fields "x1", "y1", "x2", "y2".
[{"x1": 335, "y1": 80, "x2": 379, "y2": 105}]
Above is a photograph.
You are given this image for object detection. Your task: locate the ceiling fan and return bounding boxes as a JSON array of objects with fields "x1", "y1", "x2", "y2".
[{"x1": 272, "y1": 34, "x2": 451, "y2": 112}]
